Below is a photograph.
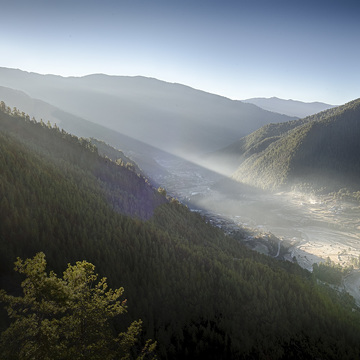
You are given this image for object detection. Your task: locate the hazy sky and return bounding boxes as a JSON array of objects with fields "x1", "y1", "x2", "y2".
[{"x1": 1, "y1": 0, "x2": 359, "y2": 104}]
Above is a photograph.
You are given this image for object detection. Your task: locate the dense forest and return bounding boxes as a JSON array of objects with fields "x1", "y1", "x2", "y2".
[
  {"x1": 1, "y1": 102, "x2": 360, "y2": 359},
  {"x1": 225, "y1": 99, "x2": 360, "y2": 196}
]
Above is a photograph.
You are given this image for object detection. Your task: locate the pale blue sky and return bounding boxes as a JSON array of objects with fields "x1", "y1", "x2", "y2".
[{"x1": 1, "y1": 0, "x2": 359, "y2": 104}]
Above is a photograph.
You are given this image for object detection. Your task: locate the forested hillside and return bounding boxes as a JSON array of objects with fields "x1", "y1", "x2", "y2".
[
  {"x1": 1, "y1": 103, "x2": 360, "y2": 359},
  {"x1": 207, "y1": 117, "x2": 311, "y2": 172},
  {"x1": 229, "y1": 99, "x2": 360, "y2": 193}
]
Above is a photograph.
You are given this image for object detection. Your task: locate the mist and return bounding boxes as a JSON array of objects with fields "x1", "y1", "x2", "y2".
[
  {"x1": 1, "y1": 68, "x2": 360, "y2": 302},
  {"x1": 0, "y1": 68, "x2": 295, "y2": 160}
]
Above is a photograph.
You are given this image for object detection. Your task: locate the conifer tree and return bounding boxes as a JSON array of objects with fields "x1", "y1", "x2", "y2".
[{"x1": 0, "y1": 253, "x2": 156, "y2": 360}]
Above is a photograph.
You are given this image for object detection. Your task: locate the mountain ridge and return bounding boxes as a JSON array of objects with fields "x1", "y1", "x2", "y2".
[
  {"x1": 243, "y1": 96, "x2": 336, "y2": 118},
  {"x1": 0, "y1": 67, "x2": 296, "y2": 160},
  {"x1": 0, "y1": 84, "x2": 181, "y2": 183},
  {"x1": 229, "y1": 98, "x2": 360, "y2": 193}
]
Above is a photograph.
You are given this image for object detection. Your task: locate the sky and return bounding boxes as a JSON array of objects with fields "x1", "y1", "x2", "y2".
[{"x1": 1, "y1": 0, "x2": 360, "y2": 105}]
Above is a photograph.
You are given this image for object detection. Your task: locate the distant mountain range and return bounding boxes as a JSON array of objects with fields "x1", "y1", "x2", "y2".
[
  {"x1": 219, "y1": 99, "x2": 360, "y2": 193},
  {"x1": 0, "y1": 67, "x2": 296, "y2": 162},
  {"x1": 243, "y1": 97, "x2": 336, "y2": 118},
  {"x1": 1, "y1": 67, "x2": 351, "y2": 194}
]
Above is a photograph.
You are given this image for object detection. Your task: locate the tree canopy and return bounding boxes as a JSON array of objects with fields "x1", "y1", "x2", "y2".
[
  {"x1": 2, "y1": 101, "x2": 360, "y2": 358},
  {"x1": 0, "y1": 253, "x2": 156, "y2": 360},
  {"x1": 230, "y1": 98, "x2": 360, "y2": 194}
]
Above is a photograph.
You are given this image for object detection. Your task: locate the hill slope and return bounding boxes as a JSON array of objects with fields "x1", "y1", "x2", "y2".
[
  {"x1": 230, "y1": 99, "x2": 360, "y2": 192},
  {"x1": 0, "y1": 85, "x2": 179, "y2": 183},
  {"x1": 1, "y1": 103, "x2": 360, "y2": 359},
  {"x1": 0, "y1": 67, "x2": 296, "y2": 159}
]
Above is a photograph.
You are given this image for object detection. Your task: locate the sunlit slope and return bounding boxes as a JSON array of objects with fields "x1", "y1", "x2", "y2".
[
  {"x1": 230, "y1": 99, "x2": 360, "y2": 191},
  {"x1": 208, "y1": 117, "x2": 310, "y2": 172},
  {"x1": 2, "y1": 103, "x2": 360, "y2": 359},
  {"x1": 0, "y1": 67, "x2": 296, "y2": 157}
]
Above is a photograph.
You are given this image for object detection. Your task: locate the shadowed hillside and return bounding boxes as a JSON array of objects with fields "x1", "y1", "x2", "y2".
[{"x1": 2, "y1": 102, "x2": 360, "y2": 359}]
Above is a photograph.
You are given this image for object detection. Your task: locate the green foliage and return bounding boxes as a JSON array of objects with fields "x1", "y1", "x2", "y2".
[
  {"x1": 1, "y1": 101, "x2": 360, "y2": 359},
  {"x1": 0, "y1": 106, "x2": 165, "y2": 220},
  {"x1": 313, "y1": 257, "x2": 353, "y2": 285},
  {"x1": 157, "y1": 187, "x2": 167, "y2": 196},
  {"x1": 0, "y1": 253, "x2": 156, "y2": 360},
  {"x1": 90, "y1": 138, "x2": 143, "y2": 176},
  {"x1": 231, "y1": 98, "x2": 360, "y2": 194}
]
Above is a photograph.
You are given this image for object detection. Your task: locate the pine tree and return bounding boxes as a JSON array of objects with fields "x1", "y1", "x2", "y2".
[{"x1": 0, "y1": 253, "x2": 156, "y2": 360}]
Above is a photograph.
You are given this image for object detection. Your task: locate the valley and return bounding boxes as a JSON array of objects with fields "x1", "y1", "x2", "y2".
[
  {"x1": 2, "y1": 97, "x2": 360, "y2": 359},
  {"x1": 149, "y1": 153, "x2": 360, "y2": 301},
  {"x1": 2, "y1": 0, "x2": 360, "y2": 355}
]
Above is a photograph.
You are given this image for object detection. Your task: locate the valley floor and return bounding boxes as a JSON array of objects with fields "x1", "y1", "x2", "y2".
[
  {"x1": 274, "y1": 192, "x2": 360, "y2": 268},
  {"x1": 147, "y1": 153, "x2": 360, "y2": 302}
]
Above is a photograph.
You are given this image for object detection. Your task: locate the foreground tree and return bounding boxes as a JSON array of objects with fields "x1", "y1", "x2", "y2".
[{"x1": 0, "y1": 252, "x2": 156, "y2": 360}]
